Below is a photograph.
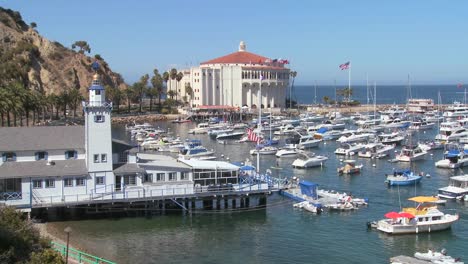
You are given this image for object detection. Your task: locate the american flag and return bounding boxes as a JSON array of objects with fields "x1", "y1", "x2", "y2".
[
  {"x1": 247, "y1": 128, "x2": 262, "y2": 143},
  {"x1": 339, "y1": 61, "x2": 350, "y2": 70}
]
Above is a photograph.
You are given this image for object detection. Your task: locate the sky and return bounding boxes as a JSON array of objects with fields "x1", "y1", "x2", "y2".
[{"x1": 1, "y1": 0, "x2": 468, "y2": 85}]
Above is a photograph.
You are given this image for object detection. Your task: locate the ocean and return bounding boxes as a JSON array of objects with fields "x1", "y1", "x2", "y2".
[
  {"x1": 46, "y1": 122, "x2": 468, "y2": 264},
  {"x1": 293, "y1": 84, "x2": 466, "y2": 105}
]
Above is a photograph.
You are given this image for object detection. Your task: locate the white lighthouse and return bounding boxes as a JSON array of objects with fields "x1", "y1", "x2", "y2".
[{"x1": 83, "y1": 64, "x2": 115, "y2": 191}]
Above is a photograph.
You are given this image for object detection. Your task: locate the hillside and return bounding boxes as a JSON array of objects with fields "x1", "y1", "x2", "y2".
[{"x1": 0, "y1": 7, "x2": 126, "y2": 96}]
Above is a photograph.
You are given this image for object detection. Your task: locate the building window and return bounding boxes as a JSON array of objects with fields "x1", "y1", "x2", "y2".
[
  {"x1": 168, "y1": 172, "x2": 176, "y2": 181},
  {"x1": 64, "y1": 178, "x2": 73, "y2": 187},
  {"x1": 180, "y1": 172, "x2": 188, "y2": 181},
  {"x1": 143, "y1": 174, "x2": 152, "y2": 183},
  {"x1": 94, "y1": 154, "x2": 100, "y2": 163},
  {"x1": 96, "y1": 176, "x2": 105, "y2": 185},
  {"x1": 76, "y1": 178, "x2": 85, "y2": 186},
  {"x1": 94, "y1": 115, "x2": 105, "y2": 123},
  {"x1": 101, "y1": 154, "x2": 107, "y2": 162},
  {"x1": 45, "y1": 179, "x2": 55, "y2": 188},
  {"x1": 156, "y1": 173, "x2": 165, "y2": 182},
  {"x1": 35, "y1": 151, "x2": 47, "y2": 160},
  {"x1": 2, "y1": 152, "x2": 16, "y2": 162},
  {"x1": 65, "y1": 150, "x2": 77, "y2": 159},
  {"x1": 124, "y1": 175, "x2": 136, "y2": 185},
  {"x1": 95, "y1": 90, "x2": 101, "y2": 95},
  {"x1": 32, "y1": 180, "x2": 42, "y2": 189}
]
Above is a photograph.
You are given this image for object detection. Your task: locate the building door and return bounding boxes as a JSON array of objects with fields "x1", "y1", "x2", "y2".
[{"x1": 115, "y1": 176, "x2": 122, "y2": 191}]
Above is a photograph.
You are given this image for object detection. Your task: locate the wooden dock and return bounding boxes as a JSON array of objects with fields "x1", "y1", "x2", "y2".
[{"x1": 390, "y1": 255, "x2": 431, "y2": 264}]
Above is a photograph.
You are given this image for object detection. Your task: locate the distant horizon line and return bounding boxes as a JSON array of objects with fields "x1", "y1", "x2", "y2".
[{"x1": 295, "y1": 83, "x2": 463, "y2": 87}]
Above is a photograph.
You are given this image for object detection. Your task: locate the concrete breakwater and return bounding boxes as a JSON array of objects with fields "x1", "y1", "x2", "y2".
[{"x1": 111, "y1": 114, "x2": 180, "y2": 124}]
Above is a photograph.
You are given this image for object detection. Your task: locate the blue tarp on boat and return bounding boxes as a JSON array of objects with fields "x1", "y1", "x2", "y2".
[
  {"x1": 240, "y1": 165, "x2": 256, "y2": 171},
  {"x1": 316, "y1": 127, "x2": 328, "y2": 134},
  {"x1": 447, "y1": 149, "x2": 460, "y2": 158},
  {"x1": 299, "y1": 181, "x2": 318, "y2": 199}
]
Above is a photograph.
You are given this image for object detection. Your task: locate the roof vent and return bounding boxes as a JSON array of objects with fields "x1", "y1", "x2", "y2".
[
  {"x1": 46, "y1": 161, "x2": 55, "y2": 166},
  {"x1": 239, "y1": 41, "x2": 246, "y2": 52}
]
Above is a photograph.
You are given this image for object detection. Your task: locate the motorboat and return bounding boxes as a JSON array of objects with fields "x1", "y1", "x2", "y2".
[
  {"x1": 335, "y1": 143, "x2": 365, "y2": 156},
  {"x1": 378, "y1": 132, "x2": 405, "y2": 145},
  {"x1": 296, "y1": 134, "x2": 322, "y2": 149},
  {"x1": 326, "y1": 202, "x2": 356, "y2": 211},
  {"x1": 374, "y1": 196, "x2": 459, "y2": 234},
  {"x1": 275, "y1": 144, "x2": 298, "y2": 157},
  {"x1": 249, "y1": 145, "x2": 278, "y2": 155},
  {"x1": 208, "y1": 128, "x2": 234, "y2": 138},
  {"x1": 409, "y1": 120, "x2": 435, "y2": 130},
  {"x1": 313, "y1": 127, "x2": 342, "y2": 140},
  {"x1": 418, "y1": 140, "x2": 444, "y2": 151},
  {"x1": 395, "y1": 145, "x2": 427, "y2": 162},
  {"x1": 216, "y1": 131, "x2": 244, "y2": 140},
  {"x1": 292, "y1": 152, "x2": 328, "y2": 168},
  {"x1": 435, "y1": 121, "x2": 468, "y2": 142},
  {"x1": 179, "y1": 146, "x2": 215, "y2": 159},
  {"x1": 385, "y1": 169, "x2": 422, "y2": 186},
  {"x1": 407, "y1": 98, "x2": 435, "y2": 113},
  {"x1": 188, "y1": 123, "x2": 211, "y2": 134},
  {"x1": 438, "y1": 175, "x2": 468, "y2": 199},
  {"x1": 379, "y1": 116, "x2": 411, "y2": 129},
  {"x1": 414, "y1": 249, "x2": 462, "y2": 263},
  {"x1": 274, "y1": 124, "x2": 297, "y2": 135},
  {"x1": 293, "y1": 201, "x2": 322, "y2": 214},
  {"x1": 358, "y1": 142, "x2": 394, "y2": 159},
  {"x1": 337, "y1": 160, "x2": 363, "y2": 175},
  {"x1": 442, "y1": 101, "x2": 468, "y2": 118},
  {"x1": 435, "y1": 146, "x2": 468, "y2": 169},
  {"x1": 336, "y1": 130, "x2": 374, "y2": 144}
]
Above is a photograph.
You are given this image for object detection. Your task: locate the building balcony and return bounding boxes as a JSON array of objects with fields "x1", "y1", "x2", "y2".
[{"x1": 82, "y1": 101, "x2": 113, "y2": 112}]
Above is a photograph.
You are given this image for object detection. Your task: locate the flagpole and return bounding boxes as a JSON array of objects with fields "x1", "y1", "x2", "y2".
[
  {"x1": 348, "y1": 62, "x2": 351, "y2": 102},
  {"x1": 257, "y1": 78, "x2": 262, "y2": 175}
]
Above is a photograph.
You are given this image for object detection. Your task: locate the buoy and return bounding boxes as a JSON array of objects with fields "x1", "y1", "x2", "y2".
[
  {"x1": 221, "y1": 154, "x2": 225, "y2": 157},
  {"x1": 426, "y1": 174, "x2": 431, "y2": 177},
  {"x1": 340, "y1": 159, "x2": 343, "y2": 162},
  {"x1": 430, "y1": 153, "x2": 433, "y2": 156},
  {"x1": 372, "y1": 164, "x2": 376, "y2": 167},
  {"x1": 394, "y1": 150, "x2": 398, "y2": 153}
]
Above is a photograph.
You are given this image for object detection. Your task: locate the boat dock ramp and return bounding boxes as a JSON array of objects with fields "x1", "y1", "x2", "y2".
[{"x1": 280, "y1": 180, "x2": 369, "y2": 211}]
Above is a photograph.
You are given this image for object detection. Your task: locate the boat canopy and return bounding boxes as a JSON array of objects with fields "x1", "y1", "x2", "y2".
[
  {"x1": 316, "y1": 127, "x2": 328, "y2": 134},
  {"x1": 447, "y1": 149, "x2": 460, "y2": 158},
  {"x1": 239, "y1": 165, "x2": 256, "y2": 171},
  {"x1": 299, "y1": 181, "x2": 318, "y2": 199},
  {"x1": 408, "y1": 196, "x2": 439, "y2": 203}
]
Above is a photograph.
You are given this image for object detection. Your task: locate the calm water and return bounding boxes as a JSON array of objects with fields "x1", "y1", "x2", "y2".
[
  {"x1": 49, "y1": 122, "x2": 468, "y2": 264},
  {"x1": 294, "y1": 84, "x2": 467, "y2": 105}
]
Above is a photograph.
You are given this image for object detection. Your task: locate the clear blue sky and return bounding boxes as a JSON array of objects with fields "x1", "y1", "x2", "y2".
[{"x1": 1, "y1": 0, "x2": 467, "y2": 85}]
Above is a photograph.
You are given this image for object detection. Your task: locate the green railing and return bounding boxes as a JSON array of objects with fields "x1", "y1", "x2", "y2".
[{"x1": 51, "y1": 241, "x2": 116, "y2": 264}]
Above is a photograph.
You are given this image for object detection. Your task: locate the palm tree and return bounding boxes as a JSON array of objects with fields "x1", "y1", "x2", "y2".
[
  {"x1": 185, "y1": 83, "x2": 193, "y2": 108},
  {"x1": 176, "y1": 72, "x2": 183, "y2": 103},
  {"x1": 124, "y1": 86, "x2": 134, "y2": 113},
  {"x1": 169, "y1": 68, "x2": 177, "y2": 101},
  {"x1": 323, "y1": 96, "x2": 330, "y2": 105},
  {"x1": 105, "y1": 85, "x2": 122, "y2": 114},
  {"x1": 151, "y1": 69, "x2": 164, "y2": 111},
  {"x1": 167, "y1": 90, "x2": 176, "y2": 100},
  {"x1": 146, "y1": 87, "x2": 158, "y2": 112},
  {"x1": 68, "y1": 88, "x2": 83, "y2": 117},
  {"x1": 58, "y1": 90, "x2": 71, "y2": 119}
]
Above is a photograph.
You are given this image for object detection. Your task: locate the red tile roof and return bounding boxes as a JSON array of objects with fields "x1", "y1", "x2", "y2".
[{"x1": 201, "y1": 51, "x2": 269, "y2": 65}]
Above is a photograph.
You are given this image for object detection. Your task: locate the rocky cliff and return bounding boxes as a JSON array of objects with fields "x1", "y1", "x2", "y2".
[{"x1": 0, "y1": 7, "x2": 127, "y2": 95}]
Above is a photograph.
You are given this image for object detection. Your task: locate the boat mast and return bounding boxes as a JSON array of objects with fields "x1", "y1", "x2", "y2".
[
  {"x1": 257, "y1": 76, "x2": 263, "y2": 174},
  {"x1": 314, "y1": 80, "x2": 317, "y2": 105}
]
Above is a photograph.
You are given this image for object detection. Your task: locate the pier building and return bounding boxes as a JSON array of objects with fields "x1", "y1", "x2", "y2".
[
  {"x1": 169, "y1": 41, "x2": 291, "y2": 109},
  {"x1": 0, "y1": 68, "x2": 277, "y2": 219}
]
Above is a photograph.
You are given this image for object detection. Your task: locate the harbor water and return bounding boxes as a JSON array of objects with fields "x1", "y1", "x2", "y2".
[{"x1": 47, "y1": 118, "x2": 468, "y2": 264}]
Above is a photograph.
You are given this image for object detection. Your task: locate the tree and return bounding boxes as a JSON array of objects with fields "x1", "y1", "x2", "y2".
[
  {"x1": 185, "y1": 83, "x2": 193, "y2": 107},
  {"x1": 167, "y1": 90, "x2": 176, "y2": 100},
  {"x1": 105, "y1": 85, "x2": 122, "y2": 114},
  {"x1": 68, "y1": 88, "x2": 83, "y2": 117},
  {"x1": 30, "y1": 22, "x2": 37, "y2": 29},
  {"x1": 71, "y1": 41, "x2": 91, "y2": 54},
  {"x1": 323, "y1": 96, "x2": 330, "y2": 105},
  {"x1": 124, "y1": 86, "x2": 134, "y2": 113},
  {"x1": 151, "y1": 69, "x2": 164, "y2": 111},
  {"x1": 135, "y1": 74, "x2": 149, "y2": 113},
  {"x1": 162, "y1": 71, "x2": 169, "y2": 106},
  {"x1": 176, "y1": 72, "x2": 183, "y2": 103},
  {"x1": 169, "y1": 68, "x2": 177, "y2": 101},
  {"x1": 0, "y1": 207, "x2": 63, "y2": 263}
]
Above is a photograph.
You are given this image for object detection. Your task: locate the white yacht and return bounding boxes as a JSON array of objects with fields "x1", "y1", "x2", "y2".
[
  {"x1": 292, "y1": 152, "x2": 328, "y2": 168},
  {"x1": 358, "y1": 142, "x2": 395, "y2": 159},
  {"x1": 249, "y1": 146, "x2": 278, "y2": 155},
  {"x1": 409, "y1": 120, "x2": 435, "y2": 130},
  {"x1": 443, "y1": 101, "x2": 468, "y2": 118},
  {"x1": 435, "y1": 121, "x2": 468, "y2": 142},
  {"x1": 296, "y1": 134, "x2": 322, "y2": 149},
  {"x1": 188, "y1": 123, "x2": 210, "y2": 134},
  {"x1": 435, "y1": 145, "x2": 468, "y2": 169},
  {"x1": 395, "y1": 145, "x2": 427, "y2": 162},
  {"x1": 379, "y1": 132, "x2": 405, "y2": 145},
  {"x1": 336, "y1": 130, "x2": 374, "y2": 144},
  {"x1": 374, "y1": 196, "x2": 459, "y2": 235},
  {"x1": 334, "y1": 143, "x2": 366, "y2": 156},
  {"x1": 438, "y1": 175, "x2": 468, "y2": 199},
  {"x1": 179, "y1": 146, "x2": 215, "y2": 159},
  {"x1": 275, "y1": 144, "x2": 298, "y2": 157}
]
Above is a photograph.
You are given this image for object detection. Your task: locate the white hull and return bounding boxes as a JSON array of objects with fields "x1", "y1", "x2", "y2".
[
  {"x1": 396, "y1": 152, "x2": 426, "y2": 162},
  {"x1": 292, "y1": 156, "x2": 328, "y2": 168},
  {"x1": 435, "y1": 158, "x2": 468, "y2": 169},
  {"x1": 376, "y1": 216, "x2": 458, "y2": 234}
]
